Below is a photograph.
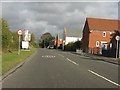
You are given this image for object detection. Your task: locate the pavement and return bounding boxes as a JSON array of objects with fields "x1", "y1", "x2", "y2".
[
  {"x1": 73, "y1": 51, "x2": 120, "y2": 65},
  {"x1": 2, "y1": 48, "x2": 119, "y2": 88}
]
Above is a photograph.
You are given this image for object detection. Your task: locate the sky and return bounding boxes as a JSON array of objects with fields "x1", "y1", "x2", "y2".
[{"x1": 1, "y1": 0, "x2": 119, "y2": 40}]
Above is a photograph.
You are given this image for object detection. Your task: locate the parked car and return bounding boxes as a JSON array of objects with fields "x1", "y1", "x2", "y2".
[{"x1": 48, "y1": 45, "x2": 54, "y2": 49}]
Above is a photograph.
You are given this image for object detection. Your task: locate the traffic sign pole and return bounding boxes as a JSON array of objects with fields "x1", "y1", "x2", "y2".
[
  {"x1": 17, "y1": 29, "x2": 22, "y2": 55},
  {"x1": 116, "y1": 40, "x2": 118, "y2": 58},
  {"x1": 115, "y1": 36, "x2": 120, "y2": 59},
  {"x1": 18, "y1": 35, "x2": 21, "y2": 55}
]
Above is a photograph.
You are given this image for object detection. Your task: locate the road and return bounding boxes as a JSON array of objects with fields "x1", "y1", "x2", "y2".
[{"x1": 2, "y1": 48, "x2": 119, "y2": 88}]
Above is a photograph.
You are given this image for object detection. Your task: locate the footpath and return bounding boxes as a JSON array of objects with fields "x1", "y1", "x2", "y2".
[{"x1": 74, "y1": 52, "x2": 120, "y2": 65}]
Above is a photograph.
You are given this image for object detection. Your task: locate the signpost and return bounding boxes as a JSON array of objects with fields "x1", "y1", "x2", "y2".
[
  {"x1": 115, "y1": 36, "x2": 120, "y2": 58},
  {"x1": 17, "y1": 29, "x2": 22, "y2": 55},
  {"x1": 22, "y1": 41, "x2": 29, "y2": 49}
]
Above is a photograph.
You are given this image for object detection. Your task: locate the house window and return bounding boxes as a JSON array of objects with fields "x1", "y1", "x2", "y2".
[
  {"x1": 110, "y1": 32, "x2": 112, "y2": 35},
  {"x1": 96, "y1": 41, "x2": 99, "y2": 47},
  {"x1": 110, "y1": 43, "x2": 112, "y2": 48},
  {"x1": 103, "y1": 32, "x2": 106, "y2": 37}
]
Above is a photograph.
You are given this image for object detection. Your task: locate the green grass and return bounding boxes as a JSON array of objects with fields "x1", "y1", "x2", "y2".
[
  {"x1": 0, "y1": 55, "x2": 2, "y2": 76},
  {"x1": 2, "y1": 48, "x2": 36, "y2": 75}
]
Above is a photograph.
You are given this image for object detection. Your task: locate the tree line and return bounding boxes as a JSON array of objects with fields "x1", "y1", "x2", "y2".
[
  {"x1": 1, "y1": 18, "x2": 37, "y2": 53},
  {"x1": 39, "y1": 32, "x2": 54, "y2": 48}
]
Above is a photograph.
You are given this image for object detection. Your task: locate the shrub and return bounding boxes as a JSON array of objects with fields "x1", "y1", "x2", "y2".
[
  {"x1": 64, "y1": 41, "x2": 82, "y2": 52},
  {"x1": 64, "y1": 42, "x2": 76, "y2": 51}
]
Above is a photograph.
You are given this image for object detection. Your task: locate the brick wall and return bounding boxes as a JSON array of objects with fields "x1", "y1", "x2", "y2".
[{"x1": 82, "y1": 20, "x2": 90, "y2": 52}]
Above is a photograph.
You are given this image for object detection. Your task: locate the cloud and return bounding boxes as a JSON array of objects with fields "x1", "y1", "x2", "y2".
[
  {"x1": 2, "y1": 2, "x2": 118, "y2": 40},
  {"x1": 1, "y1": 0, "x2": 119, "y2": 2}
]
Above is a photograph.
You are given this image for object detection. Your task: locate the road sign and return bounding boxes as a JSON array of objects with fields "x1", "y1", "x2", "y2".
[
  {"x1": 17, "y1": 30, "x2": 22, "y2": 35},
  {"x1": 17, "y1": 29, "x2": 22, "y2": 55},
  {"x1": 115, "y1": 36, "x2": 120, "y2": 41},
  {"x1": 22, "y1": 41, "x2": 29, "y2": 49}
]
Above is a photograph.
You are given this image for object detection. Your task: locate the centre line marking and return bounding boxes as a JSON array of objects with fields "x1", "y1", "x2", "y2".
[
  {"x1": 66, "y1": 58, "x2": 79, "y2": 65},
  {"x1": 88, "y1": 69, "x2": 120, "y2": 87}
]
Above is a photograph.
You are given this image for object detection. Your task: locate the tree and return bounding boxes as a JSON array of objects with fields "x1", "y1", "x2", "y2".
[
  {"x1": 30, "y1": 33, "x2": 35, "y2": 45},
  {"x1": 0, "y1": 18, "x2": 2, "y2": 48},
  {"x1": 10, "y1": 32, "x2": 19, "y2": 50},
  {"x1": 30, "y1": 33, "x2": 37, "y2": 47},
  {"x1": 39, "y1": 32, "x2": 54, "y2": 48},
  {"x1": 2, "y1": 18, "x2": 12, "y2": 51}
]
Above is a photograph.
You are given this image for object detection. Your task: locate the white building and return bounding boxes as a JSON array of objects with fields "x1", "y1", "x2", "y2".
[
  {"x1": 63, "y1": 27, "x2": 82, "y2": 45},
  {"x1": 65, "y1": 37, "x2": 81, "y2": 45},
  {"x1": 22, "y1": 30, "x2": 31, "y2": 49},
  {"x1": 23, "y1": 30, "x2": 31, "y2": 41}
]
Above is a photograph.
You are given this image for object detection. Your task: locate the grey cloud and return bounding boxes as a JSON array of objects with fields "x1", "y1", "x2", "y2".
[
  {"x1": 2, "y1": 2, "x2": 118, "y2": 40},
  {"x1": 1, "y1": 0, "x2": 119, "y2": 2}
]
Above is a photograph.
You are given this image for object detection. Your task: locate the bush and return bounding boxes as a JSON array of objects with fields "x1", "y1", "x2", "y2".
[
  {"x1": 64, "y1": 42, "x2": 76, "y2": 51},
  {"x1": 64, "y1": 41, "x2": 82, "y2": 52}
]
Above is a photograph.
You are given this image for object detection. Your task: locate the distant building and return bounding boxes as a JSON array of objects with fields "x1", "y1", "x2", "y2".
[
  {"x1": 63, "y1": 28, "x2": 82, "y2": 45},
  {"x1": 55, "y1": 33, "x2": 63, "y2": 49},
  {"x1": 23, "y1": 30, "x2": 30, "y2": 41},
  {"x1": 82, "y1": 17, "x2": 120, "y2": 55}
]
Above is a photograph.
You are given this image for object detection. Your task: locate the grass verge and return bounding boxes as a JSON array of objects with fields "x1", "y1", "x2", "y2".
[{"x1": 2, "y1": 48, "x2": 36, "y2": 75}]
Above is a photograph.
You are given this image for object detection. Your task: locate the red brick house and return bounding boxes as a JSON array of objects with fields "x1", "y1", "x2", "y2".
[{"x1": 82, "y1": 17, "x2": 119, "y2": 55}]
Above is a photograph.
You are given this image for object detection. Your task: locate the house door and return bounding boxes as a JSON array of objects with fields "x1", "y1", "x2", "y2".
[
  {"x1": 101, "y1": 41, "x2": 108, "y2": 50},
  {"x1": 99, "y1": 42, "x2": 107, "y2": 54}
]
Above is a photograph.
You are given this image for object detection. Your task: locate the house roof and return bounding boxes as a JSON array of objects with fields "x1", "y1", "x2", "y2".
[
  {"x1": 65, "y1": 28, "x2": 81, "y2": 37},
  {"x1": 86, "y1": 17, "x2": 120, "y2": 31}
]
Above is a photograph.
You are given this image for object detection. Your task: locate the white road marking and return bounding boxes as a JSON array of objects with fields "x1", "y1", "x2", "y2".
[
  {"x1": 88, "y1": 69, "x2": 120, "y2": 87},
  {"x1": 42, "y1": 55, "x2": 56, "y2": 58},
  {"x1": 58, "y1": 54, "x2": 64, "y2": 58},
  {"x1": 66, "y1": 58, "x2": 79, "y2": 65}
]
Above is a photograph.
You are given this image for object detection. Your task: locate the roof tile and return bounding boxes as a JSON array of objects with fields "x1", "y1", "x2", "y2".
[{"x1": 87, "y1": 17, "x2": 120, "y2": 31}]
